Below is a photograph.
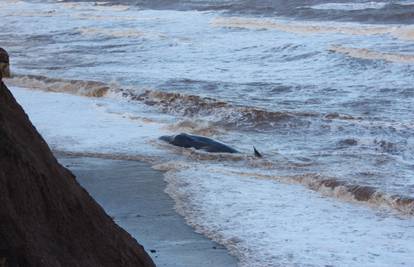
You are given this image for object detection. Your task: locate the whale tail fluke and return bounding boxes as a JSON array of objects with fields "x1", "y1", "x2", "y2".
[{"x1": 253, "y1": 146, "x2": 262, "y2": 158}]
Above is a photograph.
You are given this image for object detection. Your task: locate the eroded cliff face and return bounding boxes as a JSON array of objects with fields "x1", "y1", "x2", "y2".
[
  {"x1": 0, "y1": 48, "x2": 10, "y2": 78},
  {"x1": 0, "y1": 81, "x2": 155, "y2": 266}
]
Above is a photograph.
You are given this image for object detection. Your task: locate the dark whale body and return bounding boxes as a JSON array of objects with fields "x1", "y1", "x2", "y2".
[{"x1": 160, "y1": 133, "x2": 239, "y2": 153}]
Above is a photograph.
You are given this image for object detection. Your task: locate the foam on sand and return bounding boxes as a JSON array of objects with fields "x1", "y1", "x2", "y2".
[
  {"x1": 159, "y1": 163, "x2": 414, "y2": 267},
  {"x1": 8, "y1": 86, "x2": 167, "y2": 156}
]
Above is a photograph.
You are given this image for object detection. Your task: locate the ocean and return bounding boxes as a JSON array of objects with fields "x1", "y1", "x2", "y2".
[{"x1": 1, "y1": 0, "x2": 414, "y2": 265}]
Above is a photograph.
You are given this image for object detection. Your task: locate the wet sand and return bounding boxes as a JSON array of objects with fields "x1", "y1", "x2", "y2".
[{"x1": 57, "y1": 155, "x2": 238, "y2": 267}]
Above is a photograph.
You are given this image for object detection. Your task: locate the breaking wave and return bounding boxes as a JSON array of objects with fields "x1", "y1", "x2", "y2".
[
  {"x1": 5, "y1": 74, "x2": 316, "y2": 132},
  {"x1": 6, "y1": 74, "x2": 113, "y2": 97},
  {"x1": 78, "y1": 27, "x2": 144, "y2": 38},
  {"x1": 60, "y1": 1, "x2": 130, "y2": 12},
  {"x1": 166, "y1": 119, "x2": 223, "y2": 136},
  {"x1": 9, "y1": 74, "x2": 413, "y2": 216},
  {"x1": 220, "y1": 170, "x2": 414, "y2": 216},
  {"x1": 78, "y1": 27, "x2": 165, "y2": 39},
  {"x1": 329, "y1": 45, "x2": 414, "y2": 63},
  {"x1": 8, "y1": 74, "x2": 411, "y2": 138},
  {"x1": 310, "y1": 2, "x2": 389, "y2": 11},
  {"x1": 5, "y1": 74, "x2": 313, "y2": 131},
  {"x1": 122, "y1": 89, "x2": 316, "y2": 131},
  {"x1": 211, "y1": 17, "x2": 414, "y2": 41},
  {"x1": 5, "y1": 74, "x2": 376, "y2": 134},
  {"x1": 154, "y1": 158, "x2": 414, "y2": 217},
  {"x1": 71, "y1": 13, "x2": 138, "y2": 21}
]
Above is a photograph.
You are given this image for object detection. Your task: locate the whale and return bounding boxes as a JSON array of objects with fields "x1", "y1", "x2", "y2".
[{"x1": 159, "y1": 133, "x2": 262, "y2": 157}]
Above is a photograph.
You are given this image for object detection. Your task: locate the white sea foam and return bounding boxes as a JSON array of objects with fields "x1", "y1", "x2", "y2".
[
  {"x1": 10, "y1": 86, "x2": 414, "y2": 266},
  {"x1": 160, "y1": 163, "x2": 414, "y2": 267},
  {"x1": 329, "y1": 45, "x2": 414, "y2": 63},
  {"x1": 394, "y1": 26, "x2": 414, "y2": 41},
  {"x1": 71, "y1": 13, "x2": 138, "y2": 21},
  {"x1": 93, "y1": 3, "x2": 130, "y2": 12},
  {"x1": 0, "y1": 0, "x2": 22, "y2": 5},
  {"x1": 78, "y1": 27, "x2": 146, "y2": 38},
  {"x1": 211, "y1": 17, "x2": 414, "y2": 41},
  {"x1": 310, "y1": 2, "x2": 388, "y2": 11},
  {"x1": 9, "y1": 86, "x2": 169, "y2": 156},
  {"x1": 310, "y1": 1, "x2": 414, "y2": 10},
  {"x1": 60, "y1": 1, "x2": 128, "y2": 11}
]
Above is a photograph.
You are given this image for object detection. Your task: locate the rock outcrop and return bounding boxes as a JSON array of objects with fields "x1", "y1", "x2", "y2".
[
  {"x1": 0, "y1": 79, "x2": 155, "y2": 266},
  {"x1": 0, "y1": 48, "x2": 10, "y2": 78}
]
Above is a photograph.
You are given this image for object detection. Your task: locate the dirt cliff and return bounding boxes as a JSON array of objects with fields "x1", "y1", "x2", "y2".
[{"x1": 0, "y1": 80, "x2": 155, "y2": 266}]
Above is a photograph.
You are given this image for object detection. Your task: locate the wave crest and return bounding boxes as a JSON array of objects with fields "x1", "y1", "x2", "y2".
[
  {"x1": 211, "y1": 17, "x2": 414, "y2": 41},
  {"x1": 6, "y1": 74, "x2": 314, "y2": 132},
  {"x1": 6, "y1": 74, "x2": 112, "y2": 97},
  {"x1": 124, "y1": 89, "x2": 314, "y2": 131},
  {"x1": 231, "y1": 171, "x2": 414, "y2": 215},
  {"x1": 310, "y1": 2, "x2": 388, "y2": 11},
  {"x1": 329, "y1": 45, "x2": 414, "y2": 63}
]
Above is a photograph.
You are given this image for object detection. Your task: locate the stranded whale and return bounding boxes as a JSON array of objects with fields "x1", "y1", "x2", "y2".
[{"x1": 160, "y1": 133, "x2": 262, "y2": 157}]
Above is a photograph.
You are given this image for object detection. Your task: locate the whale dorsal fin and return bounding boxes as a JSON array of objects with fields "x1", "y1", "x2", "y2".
[{"x1": 253, "y1": 146, "x2": 262, "y2": 158}]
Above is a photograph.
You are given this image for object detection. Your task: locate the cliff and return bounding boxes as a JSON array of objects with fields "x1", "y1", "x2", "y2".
[{"x1": 0, "y1": 81, "x2": 155, "y2": 266}]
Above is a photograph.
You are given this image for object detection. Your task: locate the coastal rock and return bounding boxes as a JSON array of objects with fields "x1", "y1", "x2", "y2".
[
  {"x1": 0, "y1": 48, "x2": 10, "y2": 78},
  {"x1": 0, "y1": 80, "x2": 155, "y2": 266}
]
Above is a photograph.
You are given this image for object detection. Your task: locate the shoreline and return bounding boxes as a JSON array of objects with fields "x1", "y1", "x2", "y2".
[{"x1": 57, "y1": 154, "x2": 238, "y2": 267}]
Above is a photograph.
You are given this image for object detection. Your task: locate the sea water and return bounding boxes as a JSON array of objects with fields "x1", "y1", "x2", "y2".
[{"x1": 2, "y1": 0, "x2": 414, "y2": 265}]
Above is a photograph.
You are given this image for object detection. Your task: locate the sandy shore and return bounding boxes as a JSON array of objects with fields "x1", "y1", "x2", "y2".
[{"x1": 57, "y1": 155, "x2": 238, "y2": 267}]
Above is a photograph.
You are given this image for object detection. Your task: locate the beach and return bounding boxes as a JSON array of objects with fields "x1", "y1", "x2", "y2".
[
  {"x1": 0, "y1": 80, "x2": 155, "y2": 266},
  {"x1": 57, "y1": 154, "x2": 237, "y2": 267}
]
